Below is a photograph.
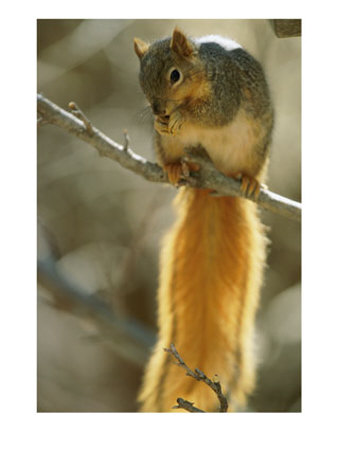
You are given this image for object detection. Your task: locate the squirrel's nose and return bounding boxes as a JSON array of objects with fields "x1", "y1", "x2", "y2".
[{"x1": 152, "y1": 101, "x2": 166, "y2": 116}]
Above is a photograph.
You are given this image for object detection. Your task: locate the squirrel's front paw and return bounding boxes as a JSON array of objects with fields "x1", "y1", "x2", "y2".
[
  {"x1": 154, "y1": 111, "x2": 183, "y2": 136},
  {"x1": 154, "y1": 116, "x2": 170, "y2": 135},
  {"x1": 168, "y1": 110, "x2": 183, "y2": 135}
]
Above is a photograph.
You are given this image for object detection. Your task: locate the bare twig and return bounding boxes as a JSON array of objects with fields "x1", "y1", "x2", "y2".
[
  {"x1": 173, "y1": 398, "x2": 205, "y2": 413},
  {"x1": 164, "y1": 343, "x2": 228, "y2": 412},
  {"x1": 122, "y1": 129, "x2": 130, "y2": 152},
  {"x1": 37, "y1": 93, "x2": 301, "y2": 222},
  {"x1": 194, "y1": 369, "x2": 228, "y2": 413}
]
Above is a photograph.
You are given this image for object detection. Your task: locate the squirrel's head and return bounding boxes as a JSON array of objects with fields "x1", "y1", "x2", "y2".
[{"x1": 134, "y1": 28, "x2": 207, "y2": 118}]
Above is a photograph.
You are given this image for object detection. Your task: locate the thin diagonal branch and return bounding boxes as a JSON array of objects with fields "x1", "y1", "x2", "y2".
[
  {"x1": 164, "y1": 343, "x2": 228, "y2": 412},
  {"x1": 37, "y1": 93, "x2": 301, "y2": 222}
]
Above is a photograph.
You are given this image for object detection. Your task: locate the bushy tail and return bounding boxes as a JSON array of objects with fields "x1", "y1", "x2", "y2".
[{"x1": 138, "y1": 188, "x2": 266, "y2": 412}]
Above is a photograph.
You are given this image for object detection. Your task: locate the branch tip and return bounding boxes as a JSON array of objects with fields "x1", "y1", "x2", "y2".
[
  {"x1": 68, "y1": 101, "x2": 76, "y2": 110},
  {"x1": 123, "y1": 129, "x2": 130, "y2": 152},
  {"x1": 68, "y1": 100, "x2": 94, "y2": 136}
]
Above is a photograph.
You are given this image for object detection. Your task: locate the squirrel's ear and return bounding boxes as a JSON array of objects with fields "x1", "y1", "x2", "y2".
[
  {"x1": 134, "y1": 38, "x2": 149, "y2": 60},
  {"x1": 170, "y1": 27, "x2": 194, "y2": 58}
]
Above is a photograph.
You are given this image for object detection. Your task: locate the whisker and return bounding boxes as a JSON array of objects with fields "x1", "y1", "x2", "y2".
[{"x1": 132, "y1": 105, "x2": 154, "y2": 126}]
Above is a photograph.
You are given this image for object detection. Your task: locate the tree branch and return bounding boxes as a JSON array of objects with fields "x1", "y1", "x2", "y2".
[
  {"x1": 37, "y1": 93, "x2": 301, "y2": 222},
  {"x1": 164, "y1": 343, "x2": 228, "y2": 412}
]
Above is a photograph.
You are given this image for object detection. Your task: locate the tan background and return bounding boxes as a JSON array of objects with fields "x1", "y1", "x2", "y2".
[{"x1": 37, "y1": 19, "x2": 301, "y2": 412}]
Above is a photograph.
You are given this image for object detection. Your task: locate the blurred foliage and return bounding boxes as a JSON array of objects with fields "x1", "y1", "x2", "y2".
[{"x1": 37, "y1": 19, "x2": 301, "y2": 412}]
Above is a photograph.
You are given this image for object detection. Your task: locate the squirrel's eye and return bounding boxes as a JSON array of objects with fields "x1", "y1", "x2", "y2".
[{"x1": 170, "y1": 69, "x2": 181, "y2": 83}]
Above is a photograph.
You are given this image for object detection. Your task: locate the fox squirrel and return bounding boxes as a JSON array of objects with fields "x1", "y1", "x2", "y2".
[{"x1": 134, "y1": 27, "x2": 273, "y2": 412}]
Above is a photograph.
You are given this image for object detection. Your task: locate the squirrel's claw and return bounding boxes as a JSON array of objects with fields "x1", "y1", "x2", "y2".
[
  {"x1": 164, "y1": 162, "x2": 186, "y2": 185},
  {"x1": 154, "y1": 118, "x2": 170, "y2": 135},
  {"x1": 168, "y1": 111, "x2": 183, "y2": 135},
  {"x1": 234, "y1": 173, "x2": 262, "y2": 200},
  {"x1": 154, "y1": 111, "x2": 183, "y2": 136},
  {"x1": 163, "y1": 160, "x2": 199, "y2": 186}
]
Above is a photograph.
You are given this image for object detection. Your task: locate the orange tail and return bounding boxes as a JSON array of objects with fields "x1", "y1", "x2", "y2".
[{"x1": 138, "y1": 188, "x2": 266, "y2": 412}]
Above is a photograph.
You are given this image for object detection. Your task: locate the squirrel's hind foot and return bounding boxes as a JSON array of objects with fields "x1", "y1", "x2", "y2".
[
  {"x1": 164, "y1": 162, "x2": 187, "y2": 185},
  {"x1": 234, "y1": 173, "x2": 263, "y2": 200},
  {"x1": 164, "y1": 160, "x2": 199, "y2": 186}
]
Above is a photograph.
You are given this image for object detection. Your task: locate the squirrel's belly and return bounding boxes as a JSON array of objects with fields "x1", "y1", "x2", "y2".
[{"x1": 179, "y1": 110, "x2": 262, "y2": 176}]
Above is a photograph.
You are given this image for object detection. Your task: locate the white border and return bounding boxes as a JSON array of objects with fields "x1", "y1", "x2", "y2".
[{"x1": 2, "y1": 1, "x2": 338, "y2": 449}]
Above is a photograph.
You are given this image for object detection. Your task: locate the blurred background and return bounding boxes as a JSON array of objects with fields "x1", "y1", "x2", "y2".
[{"x1": 37, "y1": 19, "x2": 301, "y2": 412}]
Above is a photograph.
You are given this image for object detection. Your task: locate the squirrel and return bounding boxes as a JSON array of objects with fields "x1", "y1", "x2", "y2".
[{"x1": 133, "y1": 27, "x2": 273, "y2": 412}]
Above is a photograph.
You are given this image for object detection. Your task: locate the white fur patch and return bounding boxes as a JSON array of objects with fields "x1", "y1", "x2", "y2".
[
  {"x1": 177, "y1": 110, "x2": 259, "y2": 176},
  {"x1": 194, "y1": 35, "x2": 242, "y2": 51}
]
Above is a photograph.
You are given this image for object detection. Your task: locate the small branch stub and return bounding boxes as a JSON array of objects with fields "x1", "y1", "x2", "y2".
[
  {"x1": 68, "y1": 101, "x2": 94, "y2": 136},
  {"x1": 123, "y1": 129, "x2": 130, "y2": 152}
]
